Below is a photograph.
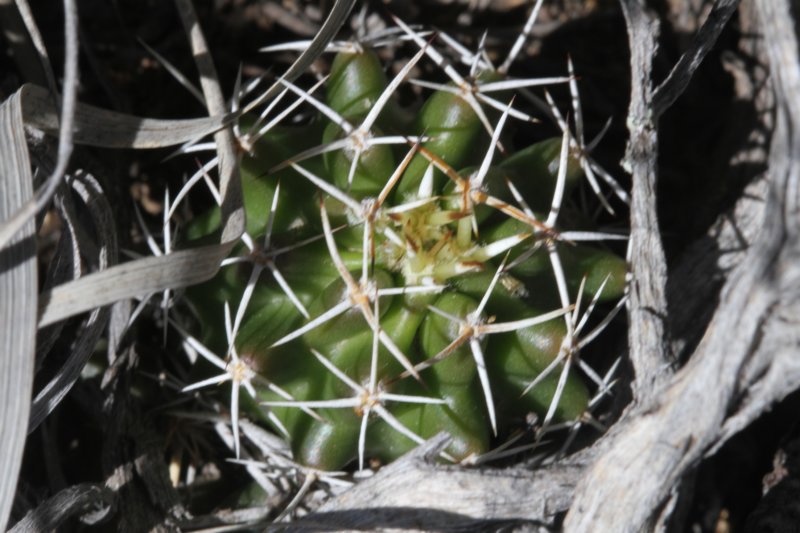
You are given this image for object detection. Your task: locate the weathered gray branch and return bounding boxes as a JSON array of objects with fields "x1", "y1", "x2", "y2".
[
  {"x1": 288, "y1": 435, "x2": 588, "y2": 531},
  {"x1": 618, "y1": 0, "x2": 673, "y2": 398}
]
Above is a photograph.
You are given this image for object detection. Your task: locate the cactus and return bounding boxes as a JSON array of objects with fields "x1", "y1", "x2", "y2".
[{"x1": 179, "y1": 23, "x2": 627, "y2": 472}]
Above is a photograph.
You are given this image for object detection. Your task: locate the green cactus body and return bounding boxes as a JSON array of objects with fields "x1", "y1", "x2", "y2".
[{"x1": 183, "y1": 44, "x2": 626, "y2": 471}]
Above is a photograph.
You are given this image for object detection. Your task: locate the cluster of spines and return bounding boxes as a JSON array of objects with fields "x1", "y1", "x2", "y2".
[{"x1": 150, "y1": 10, "x2": 628, "y2": 486}]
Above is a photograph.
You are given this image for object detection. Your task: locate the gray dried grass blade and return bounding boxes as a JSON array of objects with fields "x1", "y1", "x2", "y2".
[
  {"x1": 19, "y1": 84, "x2": 231, "y2": 149},
  {"x1": 241, "y1": 0, "x2": 357, "y2": 114},
  {"x1": 10, "y1": 0, "x2": 58, "y2": 95},
  {"x1": 175, "y1": 0, "x2": 243, "y2": 246},
  {"x1": 0, "y1": 90, "x2": 38, "y2": 532},
  {"x1": 29, "y1": 173, "x2": 116, "y2": 432},
  {"x1": 38, "y1": 243, "x2": 235, "y2": 327}
]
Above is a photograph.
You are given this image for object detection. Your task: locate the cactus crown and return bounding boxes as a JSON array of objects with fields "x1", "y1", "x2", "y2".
[{"x1": 176, "y1": 16, "x2": 627, "y2": 473}]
